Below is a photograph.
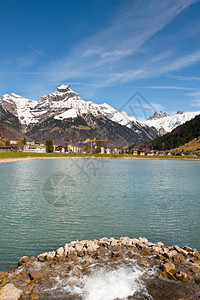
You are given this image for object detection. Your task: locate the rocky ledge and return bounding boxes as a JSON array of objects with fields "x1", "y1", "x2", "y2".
[{"x1": 0, "y1": 237, "x2": 200, "y2": 299}]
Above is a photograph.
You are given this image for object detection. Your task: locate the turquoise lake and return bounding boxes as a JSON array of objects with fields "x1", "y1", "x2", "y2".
[{"x1": 0, "y1": 158, "x2": 199, "y2": 271}]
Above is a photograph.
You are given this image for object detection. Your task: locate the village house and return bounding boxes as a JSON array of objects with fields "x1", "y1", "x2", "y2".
[
  {"x1": 67, "y1": 144, "x2": 80, "y2": 153},
  {"x1": 132, "y1": 149, "x2": 139, "y2": 155},
  {"x1": 138, "y1": 150, "x2": 145, "y2": 155},
  {"x1": 0, "y1": 145, "x2": 13, "y2": 152},
  {"x1": 145, "y1": 151, "x2": 154, "y2": 156},
  {"x1": 55, "y1": 145, "x2": 65, "y2": 153}
]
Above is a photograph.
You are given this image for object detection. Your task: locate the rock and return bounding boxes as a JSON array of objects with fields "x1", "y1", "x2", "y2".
[
  {"x1": 86, "y1": 240, "x2": 100, "y2": 251},
  {"x1": 109, "y1": 237, "x2": 118, "y2": 246},
  {"x1": 139, "y1": 257, "x2": 148, "y2": 267},
  {"x1": 56, "y1": 247, "x2": 64, "y2": 257},
  {"x1": 161, "y1": 262, "x2": 177, "y2": 274},
  {"x1": 192, "y1": 250, "x2": 200, "y2": 260},
  {"x1": 75, "y1": 242, "x2": 84, "y2": 252},
  {"x1": 183, "y1": 246, "x2": 195, "y2": 253},
  {"x1": 120, "y1": 237, "x2": 136, "y2": 246},
  {"x1": 45, "y1": 251, "x2": 56, "y2": 261},
  {"x1": 139, "y1": 237, "x2": 149, "y2": 245},
  {"x1": 31, "y1": 295, "x2": 39, "y2": 300},
  {"x1": 163, "y1": 250, "x2": 177, "y2": 260},
  {"x1": 29, "y1": 270, "x2": 42, "y2": 281},
  {"x1": 174, "y1": 245, "x2": 188, "y2": 256},
  {"x1": 156, "y1": 241, "x2": 165, "y2": 248},
  {"x1": 18, "y1": 256, "x2": 30, "y2": 266},
  {"x1": 37, "y1": 252, "x2": 47, "y2": 262},
  {"x1": 135, "y1": 240, "x2": 145, "y2": 249},
  {"x1": 175, "y1": 271, "x2": 188, "y2": 281},
  {"x1": 0, "y1": 272, "x2": 8, "y2": 280},
  {"x1": 172, "y1": 253, "x2": 184, "y2": 264},
  {"x1": 0, "y1": 283, "x2": 23, "y2": 300}
]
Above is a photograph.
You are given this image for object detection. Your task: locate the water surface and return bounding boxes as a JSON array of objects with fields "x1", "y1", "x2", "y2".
[{"x1": 0, "y1": 158, "x2": 199, "y2": 271}]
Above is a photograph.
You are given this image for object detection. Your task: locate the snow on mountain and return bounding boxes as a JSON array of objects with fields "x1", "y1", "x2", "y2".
[
  {"x1": 1, "y1": 84, "x2": 199, "y2": 136},
  {"x1": 1, "y1": 85, "x2": 141, "y2": 131},
  {"x1": 144, "y1": 111, "x2": 200, "y2": 132},
  {"x1": 54, "y1": 108, "x2": 78, "y2": 120},
  {"x1": 148, "y1": 111, "x2": 169, "y2": 120},
  {"x1": 35, "y1": 84, "x2": 142, "y2": 128},
  {"x1": 0, "y1": 93, "x2": 38, "y2": 127}
]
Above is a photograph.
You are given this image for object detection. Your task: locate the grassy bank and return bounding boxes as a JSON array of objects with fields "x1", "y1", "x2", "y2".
[{"x1": 0, "y1": 152, "x2": 200, "y2": 160}]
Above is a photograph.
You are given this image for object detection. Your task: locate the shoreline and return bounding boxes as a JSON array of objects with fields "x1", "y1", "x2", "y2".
[
  {"x1": 0, "y1": 237, "x2": 200, "y2": 299},
  {"x1": 0, "y1": 155, "x2": 200, "y2": 164}
]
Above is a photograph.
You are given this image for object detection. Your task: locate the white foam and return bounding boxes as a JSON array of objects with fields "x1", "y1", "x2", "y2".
[
  {"x1": 81, "y1": 266, "x2": 144, "y2": 300},
  {"x1": 62, "y1": 264, "x2": 148, "y2": 300}
]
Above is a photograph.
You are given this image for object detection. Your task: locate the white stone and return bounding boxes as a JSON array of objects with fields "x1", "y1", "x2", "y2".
[
  {"x1": 0, "y1": 283, "x2": 23, "y2": 300},
  {"x1": 56, "y1": 247, "x2": 64, "y2": 256}
]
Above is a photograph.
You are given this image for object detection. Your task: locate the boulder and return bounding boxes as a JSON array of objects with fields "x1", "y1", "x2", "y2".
[
  {"x1": 0, "y1": 272, "x2": 8, "y2": 280},
  {"x1": 45, "y1": 251, "x2": 56, "y2": 261},
  {"x1": 56, "y1": 247, "x2": 64, "y2": 257},
  {"x1": 174, "y1": 245, "x2": 188, "y2": 256},
  {"x1": 86, "y1": 240, "x2": 100, "y2": 251},
  {"x1": 139, "y1": 237, "x2": 149, "y2": 245},
  {"x1": 75, "y1": 242, "x2": 84, "y2": 252},
  {"x1": 37, "y1": 252, "x2": 47, "y2": 262},
  {"x1": 0, "y1": 283, "x2": 23, "y2": 300},
  {"x1": 161, "y1": 262, "x2": 177, "y2": 274},
  {"x1": 29, "y1": 270, "x2": 42, "y2": 281},
  {"x1": 175, "y1": 271, "x2": 188, "y2": 281},
  {"x1": 18, "y1": 256, "x2": 30, "y2": 266},
  {"x1": 183, "y1": 246, "x2": 195, "y2": 253}
]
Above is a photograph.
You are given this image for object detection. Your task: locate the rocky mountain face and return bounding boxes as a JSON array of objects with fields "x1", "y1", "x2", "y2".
[
  {"x1": 148, "y1": 111, "x2": 169, "y2": 120},
  {"x1": 0, "y1": 85, "x2": 158, "y2": 146},
  {"x1": 0, "y1": 105, "x2": 23, "y2": 140}
]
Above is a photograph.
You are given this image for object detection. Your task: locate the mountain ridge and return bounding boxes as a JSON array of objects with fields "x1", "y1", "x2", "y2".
[{"x1": 0, "y1": 84, "x2": 200, "y2": 146}]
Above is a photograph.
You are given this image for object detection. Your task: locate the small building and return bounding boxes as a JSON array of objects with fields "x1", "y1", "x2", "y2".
[
  {"x1": 66, "y1": 144, "x2": 80, "y2": 153},
  {"x1": 145, "y1": 151, "x2": 154, "y2": 156},
  {"x1": 0, "y1": 145, "x2": 13, "y2": 152},
  {"x1": 55, "y1": 145, "x2": 65, "y2": 153},
  {"x1": 10, "y1": 140, "x2": 18, "y2": 145},
  {"x1": 132, "y1": 149, "x2": 139, "y2": 155},
  {"x1": 157, "y1": 151, "x2": 165, "y2": 156},
  {"x1": 105, "y1": 148, "x2": 111, "y2": 154},
  {"x1": 113, "y1": 148, "x2": 120, "y2": 154},
  {"x1": 100, "y1": 147, "x2": 105, "y2": 154},
  {"x1": 139, "y1": 150, "x2": 145, "y2": 155}
]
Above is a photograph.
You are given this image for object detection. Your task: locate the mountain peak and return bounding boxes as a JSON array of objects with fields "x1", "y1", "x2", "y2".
[
  {"x1": 148, "y1": 111, "x2": 169, "y2": 120},
  {"x1": 176, "y1": 110, "x2": 184, "y2": 114},
  {"x1": 57, "y1": 84, "x2": 72, "y2": 93}
]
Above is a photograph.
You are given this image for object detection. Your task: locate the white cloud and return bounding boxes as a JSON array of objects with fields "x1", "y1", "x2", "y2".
[
  {"x1": 146, "y1": 86, "x2": 197, "y2": 91},
  {"x1": 170, "y1": 75, "x2": 200, "y2": 81},
  {"x1": 163, "y1": 50, "x2": 200, "y2": 72},
  {"x1": 45, "y1": 0, "x2": 196, "y2": 86}
]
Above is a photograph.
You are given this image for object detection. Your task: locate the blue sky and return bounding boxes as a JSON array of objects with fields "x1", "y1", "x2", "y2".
[{"x1": 1, "y1": 0, "x2": 200, "y2": 118}]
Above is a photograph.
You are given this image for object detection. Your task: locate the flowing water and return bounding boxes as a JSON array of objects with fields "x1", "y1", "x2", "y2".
[{"x1": 0, "y1": 158, "x2": 200, "y2": 298}]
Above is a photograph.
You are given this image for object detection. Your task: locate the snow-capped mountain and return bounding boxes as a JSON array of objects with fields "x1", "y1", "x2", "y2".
[
  {"x1": 148, "y1": 111, "x2": 169, "y2": 120},
  {"x1": 0, "y1": 84, "x2": 158, "y2": 146},
  {"x1": 0, "y1": 93, "x2": 38, "y2": 128},
  {"x1": 0, "y1": 84, "x2": 150, "y2": 132},
  {"x1": 1, "y1": 84, "x2": 199, "y2": 145},
  {"x1": 144, "y1": 110, "x2": 200, "y2": 132}
]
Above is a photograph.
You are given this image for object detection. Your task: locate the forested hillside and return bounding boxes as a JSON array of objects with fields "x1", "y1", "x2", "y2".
[{"x1": 144, "y1": 114, "x2": 200, "y2": 150}]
